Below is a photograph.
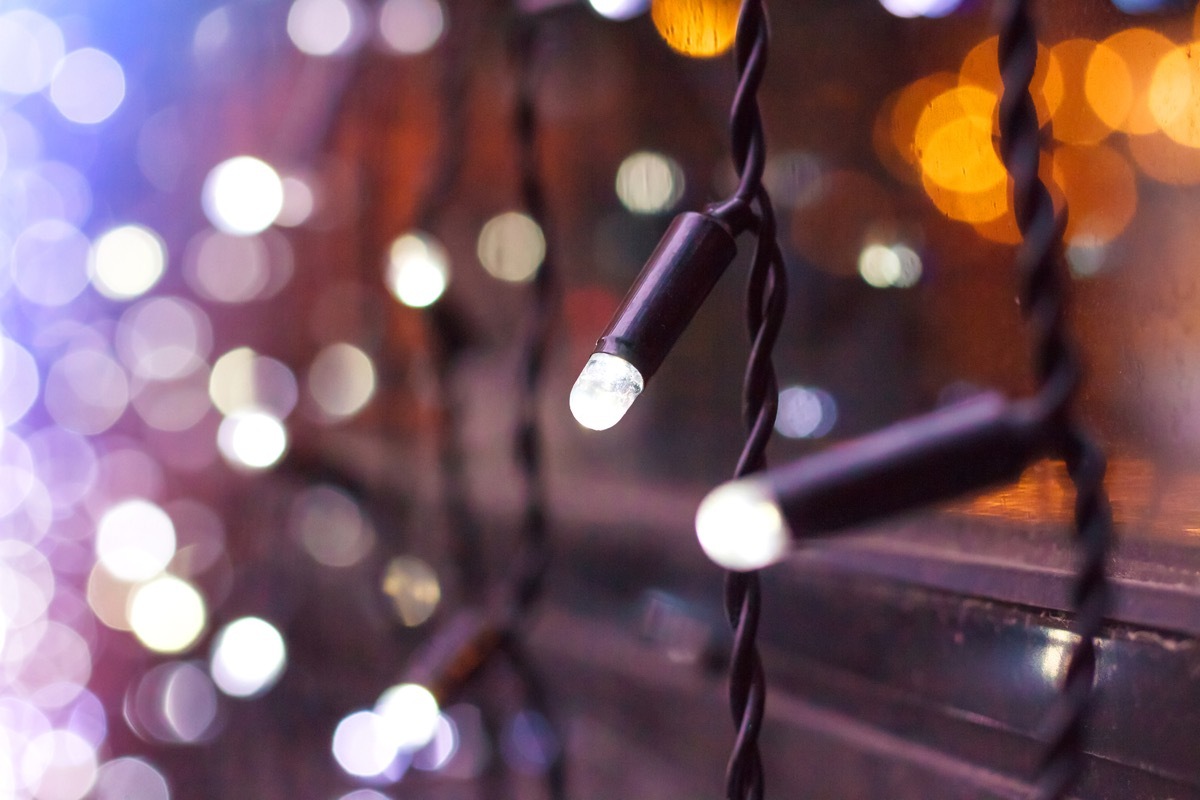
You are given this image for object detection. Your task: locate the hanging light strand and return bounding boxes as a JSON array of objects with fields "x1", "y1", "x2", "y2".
[
  {"x1": 716, "y1": 3, "x2": 787, "y2": 800},
  {"x1": 996, "y1": 2, "x2": 1113, "y2": 798},
  {"x1": 504, "y1": 10, "x2": 567, "y2": 800}
]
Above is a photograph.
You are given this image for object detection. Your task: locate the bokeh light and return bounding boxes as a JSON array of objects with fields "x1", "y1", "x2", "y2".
[
  {"x1": 477, "y1": 212, "x2": 545, "y2": 283},
  {"x1": 128, "y1": 576, "x2": 207, "y2": 654},
  {"x1": 1085, "y1": 28, "x2": 1174, "y2": 136},
  {"x1": 774, "y1": 386, "x2": 838, "y2": 439},
  {"x1": 89, "y1": 225, "x2": 166, "y2": 300},
  {"x1": 126, "y1": 661, "x2": 220, "y2": 745},
  {"x1": 915, "y1": 86, "x2": 1005, "y2": 194},
  {"x1": 209, "y1": 617, "x2": 287, "y2": 698},
  {"x1": 381, "y1": 556, "x2": 441, "y2": 626},
  {"x1": 95, "y1": 498, "x2": 177, "y2": 583},
  {"x1": 192, "y1": 7, "x2": 231, "y2": 61},
  {"x1": 287, "y1": 0, "x2": 361, "y2": 57},
  {"x1": 877, "y1": 0, "x2": 963, "y2": 17},
  {"x1": 216, "y1": 411, "x2": 288, "y2": 470},
  {"x1": 307, "y1": 343, "x2": 376, "y2": 420},
  {"x1": 20, "y1": 729, "x2": 97, "y2": 800},
  {"x1": 185, "y1": 230, "x2": 272, "y2": 304},
  {"x1": 277, "y1": 176, "x2": 315, "y2": 227},
  {"x1": 290, "y1": 485, "x2": 375, "y2": 568},
  {"x1": 0, "y1": 10, "x2": 64, "y2": 95},
  {"x1": 1050, "y1": 39, "x2": 1117, "y2": 146},
  {"x1": 201, "y1": 157, "x2": 284, "y2": 236},
  {"x1": 209, "y1": 348, "x2": 298, "y2": 419},
  {"x1": 116, "y1": 296, "x2": 212, "y2": 381},
  {"x1": 378, "y1": 0, "x2": 445, "y2": 54},
  {"x1": 615, "y1": 151, "x2": 685, "y2": 214},
  {"x1": 1149, "y1": 41, "x2": 1200, "y2": 148},
  {"x1": 93, "y1": 757, "x2": 170, "y2": 800},
  {"x1": 131, "y1": 367, "x2": 213, "y2": 434},
  {"x1": 86, "y1": 563, "x2": 136, "y2": 631},
  {"x1": 332, "y1": 711, "x2": 399, "y2": 778},
  {"x1": 0, "y1": 337, "x2": 40, "y2": 425},
  {"x1": 386, "y1": 232, "x2": 449, "y2": 308},
  {"x1": 588, "y1": 0, "x2": 649, "y2": 20},
  {"x1": 10, "y1": 219, "x2": 90, "y2": 307},
  {"x1": 858, "y1": 243, "x2": 922, "y2": 288},
  {"x1": 48, "y1": 48, "x2": 126, "y2": 125},
  {"x1": 413, "y1": 713, "x2": 459, "y2": 772},
  {"x1": 375, "y1": 683, "x2": 440, "y2": 751},
  {"x1": 43, "y1": 349, "x2": 129, "y2": 436},
  {"x1": 0, "y1": 431, "x2": 36, "y2": 518},
  {"x1": 650, "y1": 0, "x2": 739, "y2": 58}
]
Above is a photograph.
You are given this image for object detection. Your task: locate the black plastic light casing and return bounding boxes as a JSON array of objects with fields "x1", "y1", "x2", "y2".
[
  {"x1": 766, "y1": 392, "x2": 1049, "y2": 538},
  {"x1": 592, "y1": 211, "x2": 738, "y2": 382}
]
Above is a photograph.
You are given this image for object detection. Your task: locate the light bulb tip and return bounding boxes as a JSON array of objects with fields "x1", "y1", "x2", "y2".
[
  {"x1": 569, "y1": 353, "x2": 644, "y2": 431},
  {"x1": 695, "y1": 478, "x2": 789, "y2": 571}
]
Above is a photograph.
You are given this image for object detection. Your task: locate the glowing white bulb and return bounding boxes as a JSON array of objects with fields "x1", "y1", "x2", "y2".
[
  {"x1": 569, "y1": 353, "x2": 643, "y2": 431},
  {"x1": 210, "y1": 616, "x2": 287, "y2": 698},
  {"x1": 217, "y1": 410, "x2": 287, "y2": 469},
  {"x1": 202, "y1": 156, "x2": 284, "y2": 236},
  {"x1": 375, "y1": 683, "x2": 440, "y2": 751},
  {"x1": 695, "y1": 479, "x2": 789, "y2": 571},
  {"x1": 386, "y1": 232, "x2": 448, "y2": 308},
  {"x1": 89, "y1": 224, "x2": 166, "y2": 299},
  {"x1": 128, "y1": 575, "x2": 207, "y2": 653}
]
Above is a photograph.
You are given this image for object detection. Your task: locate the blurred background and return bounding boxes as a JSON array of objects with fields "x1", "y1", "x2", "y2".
[{"x1": 6, "y1": 0, "x2": 1200, "y2": 797}]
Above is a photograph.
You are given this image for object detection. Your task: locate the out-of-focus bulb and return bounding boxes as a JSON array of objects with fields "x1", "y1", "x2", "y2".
[
  {"x1": 569, "y1": 353, "x2": 644, "y2": 431},
  {"x1": 695, "y1": 478, "x2": 789, "y2": 571},
  {"x1": 386, "y1": 232, "x2": 448, "y2": 308},
  {"x1": 375, "y1": 683, "x2": 440, "y2": 751}
]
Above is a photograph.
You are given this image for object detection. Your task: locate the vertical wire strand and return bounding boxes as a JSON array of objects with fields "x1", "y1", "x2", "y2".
[
  {"x1": 722, "y1": 4, "x2": 787, "y2": 800},
  {"x1": 418, "y1": 0, "x2": 490, "y2": 603},
  {"x1": 996, "y1": 3, "x2": 1113, "y2": 798},
  {"x1": 505, "y1": 11, "x2": 567, "y2": 800}
]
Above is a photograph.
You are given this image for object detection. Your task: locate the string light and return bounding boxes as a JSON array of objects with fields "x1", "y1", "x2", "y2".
[
  {"x1": 695, "y1": 392, "x2": 1048, "y2": 570},
  {"x1": 386, "y1": 232, "x2": 449, "y2": 308},
  {"x1": 569, "y1": 211, "x2": 737, "y2": 430}
]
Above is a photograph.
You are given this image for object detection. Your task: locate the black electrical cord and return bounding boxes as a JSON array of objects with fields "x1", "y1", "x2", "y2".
[
  {"x1": 710, "y1": 4, "x2": 787, "y2": 800},
  {"x1": 502, "y1": 8, "x2": 568, "y2": 799},
  {"x1": 996, "y1": 2, "x2": 1113, "y2": 798}
]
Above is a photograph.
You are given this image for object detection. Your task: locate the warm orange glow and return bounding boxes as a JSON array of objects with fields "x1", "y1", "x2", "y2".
[
  {"x1": 916, "y1": 87, "x2": 1006, "y2": 194},
  {"x1": 959, "y1": 36, "x2": 1063, "y2": 125},
  {"x1": 1051, "y1": 143, "x2": 1137, "y2": 245},
  {"x1": 651, "y1": 0, "x2": 740, "y2": 58},
  {"x1": 873, "y1": 88, "x2": 917, "y2": 184},
  {"x1": 921, "y1": 113, "x2": 1007, "y2": 194},
  {"x1": 953, "y1": 458, "x2": 1169, "y2": 535},
  {"x1": 886, "y1": 72, "x2": 958, "y2": 174},
  {"x1": 1149, "y1": 42, "x2": 1200, "y2": 149},
  {"x1": 1049, "y1": 39, "x2": 1116, "y2": 145},
  {"x1": 1128, "y1": 129, "x2": 1200, "y2": 185},
  {"x1": 1086, "y1": 29, "x2": 1174, "y2": 135},
  {"x1": 924, "y1": 177, "x2": 1008, "y2": 225},
  {"x1": 969, "y1": 212, "x2": 1023, "y2": 245}
]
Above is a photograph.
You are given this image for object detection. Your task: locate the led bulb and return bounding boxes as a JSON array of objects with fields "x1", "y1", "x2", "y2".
[
  {"x1": 695, "y1": 478, "x2": 790, "y2": 571},
  {"x1": 569, "y1": 353, "x2": 644, "y2": 431}
]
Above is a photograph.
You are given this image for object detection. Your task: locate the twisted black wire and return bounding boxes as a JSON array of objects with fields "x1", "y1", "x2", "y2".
[
  {"x1": 504, "y1": 12, "x2": 567, "y2": 800},
  {"x1": 715, "y1": 4, "x2": 787, "y2": 800},
  {"x1": 996, "y1": 3, "x2": 1113, "y2": 798},
  {"x1": 423, "y1": 0, "x2": 490, "y2": 602}
]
